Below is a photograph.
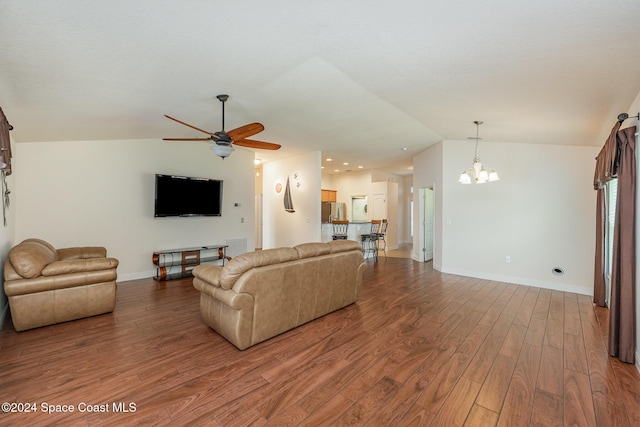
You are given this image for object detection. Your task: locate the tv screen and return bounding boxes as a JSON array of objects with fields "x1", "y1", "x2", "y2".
[{"x1": 154, "y1": 174, "x2": 223, "y2": 217}]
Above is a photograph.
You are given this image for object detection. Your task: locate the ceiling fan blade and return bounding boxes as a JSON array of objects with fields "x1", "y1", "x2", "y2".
[
  {"x1": 233, "y1": 139, "x2": 281, "y2": 150},
  {"x1": 163, "y1": 137, "x2": 212, "y2": 141},
  {"x1": 226, "y1": 123, "x2": 265, "y2": 141},
  {"x1": 164, "y1": 115, "x2": 219, "y2": 139}
]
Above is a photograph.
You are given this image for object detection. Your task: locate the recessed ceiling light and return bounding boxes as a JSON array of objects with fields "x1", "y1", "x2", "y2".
[
  {"x1": 334, "y1": 169, "x2": 339, "y2": 172},
  {"x1": 401, "y1": 147, "x2": 408, "y2": 151},
  {"x1": 358, "y1": 166, "x2": 363, "y2": 169},
  {"x1": 321, "y1": 166, "x2": 324, "y2": 169},
  {"x1": 343, "y1": 162, "x2": 349, "y2": 166},
  {"x1": 326, "y1": 158, "x2": 333, "y2": 162}
]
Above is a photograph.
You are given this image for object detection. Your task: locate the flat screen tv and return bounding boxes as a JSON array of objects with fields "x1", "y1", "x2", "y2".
[{"x1": 154, "y1": 174, "x2": 223, "y2": 217}]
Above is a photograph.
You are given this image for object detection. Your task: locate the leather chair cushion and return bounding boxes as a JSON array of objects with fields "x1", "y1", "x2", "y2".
[
  {"x1": 41, "y1": 258, "x2": 119, "y2": 276},
  {"x1": 57, "y1": 246, "x2": 107, "y2": 260},
  {"x1": 22, "y1": 238, "x2": 57, "y2": 254},
  {"x1": 8, "y1": 240, "x2": 58, "y2": 279}
]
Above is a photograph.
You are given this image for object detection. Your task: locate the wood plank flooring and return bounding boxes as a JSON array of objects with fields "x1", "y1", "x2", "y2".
[{"x1": 0, "y1": 257, "x2": 638, "y2": 426}]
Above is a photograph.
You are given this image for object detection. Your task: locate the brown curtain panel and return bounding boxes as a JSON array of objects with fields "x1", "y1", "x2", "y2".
[
  {"x1": 608, "y1": 125, "x2": 636, "y2": 364},
  {"x1": 593, "y1": 121, "x2": 621, "y2": 189},
  {"x1": 592, "y1": 122, "x2": 621, "y2": 305},
  {"x1": 593, "y1": 187, "x2": 606, "y2": 306},
  {"x1": 0, "y1": 107, "x2": 12, "y2": 175}
]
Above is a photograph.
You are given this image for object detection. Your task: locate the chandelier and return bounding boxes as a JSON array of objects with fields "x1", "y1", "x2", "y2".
[{"x1": 458, "y1": 120, "x2": 500, "y2": 184}]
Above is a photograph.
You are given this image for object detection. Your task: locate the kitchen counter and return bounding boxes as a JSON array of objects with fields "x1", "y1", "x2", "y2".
[{"x1": 321, "y1": 221, "x2": 374, "y2": 242}]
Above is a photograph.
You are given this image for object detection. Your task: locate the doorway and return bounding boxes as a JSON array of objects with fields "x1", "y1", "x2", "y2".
[
  {"x1": 419, "y1": 187, "x2": 434, "y2": 262},
  {"x1": 351, "y1": 196, "x2": 368, "y2": 221}
]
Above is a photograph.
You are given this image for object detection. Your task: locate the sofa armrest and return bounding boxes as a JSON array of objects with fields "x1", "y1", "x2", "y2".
[
  {"x1": 41, "y1": 258, "x2": 119, "y2": 276},
  {"x1": 57, "y1": 246, "x2": 107, "y2": 260},
  {"x1": 193, "y1": 277, "x2": 253, "y2": 310},
  {"x1": 192, "y1": 264, "x2": 223, "y2": 287}
]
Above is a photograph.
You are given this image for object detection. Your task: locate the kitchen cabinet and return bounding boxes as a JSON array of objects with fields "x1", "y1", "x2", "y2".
[{"x1": 321, "y1": 189, "x2": 337, "y2": 202}]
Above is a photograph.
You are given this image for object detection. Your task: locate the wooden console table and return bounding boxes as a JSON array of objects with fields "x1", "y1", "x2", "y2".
[{"x1": 152, "y1": 245, "x2": 228, "y2": 281}]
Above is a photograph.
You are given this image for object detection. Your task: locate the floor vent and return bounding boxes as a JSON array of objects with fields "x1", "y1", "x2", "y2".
[{"x1": 225, "y1": 238, "x2": 248, "y2": 258}]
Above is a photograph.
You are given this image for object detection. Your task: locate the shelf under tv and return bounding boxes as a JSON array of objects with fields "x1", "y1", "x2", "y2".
[{"x1": 152, "y1": 245, "x2": 229, "y2": 281}]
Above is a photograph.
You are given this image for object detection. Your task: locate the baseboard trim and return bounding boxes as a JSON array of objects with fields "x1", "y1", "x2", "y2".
[
  {"x1": 439, "y1": 266, "x2": 592, "y2": 296},
  {"x1": 117, "y1": 270, "x2": 156, "y2": 283}
]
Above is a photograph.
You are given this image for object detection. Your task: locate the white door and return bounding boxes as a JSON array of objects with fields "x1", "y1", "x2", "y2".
[
  {"x1": 373, "y1": 193, "x2": 386, "y2": 220},
  {"x1": 422, "y1": 187, "x2": 434, "y2": 261}
]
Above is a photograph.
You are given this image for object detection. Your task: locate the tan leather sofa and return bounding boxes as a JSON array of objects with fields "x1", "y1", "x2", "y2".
[
  {"x1": 192, "y1": 240, "x2": 366, "y2": 350},
  {"x1": 4, "y1": 238, "x2": 119, "y2": 331}
]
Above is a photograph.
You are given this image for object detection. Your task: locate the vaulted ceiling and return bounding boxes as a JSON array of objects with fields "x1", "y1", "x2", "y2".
[{"x1": 1, "y1": 1, "x2": 639, "y2": 174}]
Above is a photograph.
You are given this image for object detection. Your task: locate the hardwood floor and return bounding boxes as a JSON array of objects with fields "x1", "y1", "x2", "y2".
[{"x1": 0, "y1": 258, "x2": 638, "y2": 426}]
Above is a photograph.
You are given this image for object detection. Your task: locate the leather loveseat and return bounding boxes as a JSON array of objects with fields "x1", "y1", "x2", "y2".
[
  {"x1": 4, "y1": 238, "x2": 119, "y2": 331},
  {"x1": 192, "y1": 240, "x2": 366, "y2": 350}
]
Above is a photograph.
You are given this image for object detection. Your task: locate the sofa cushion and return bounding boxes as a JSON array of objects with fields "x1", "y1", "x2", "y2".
[
  {"x1": 328, "y1": 239, "x2": 362, "y2": 254},
  {"x1": 219, "y1": 247, "x2": 299, "y2": 290},
  {"x1": 8, "y1": 240, "x2": 58, "y2": 279},
  {"x1": 294, "y1": 242, "x2": 331, "y2": 259}
]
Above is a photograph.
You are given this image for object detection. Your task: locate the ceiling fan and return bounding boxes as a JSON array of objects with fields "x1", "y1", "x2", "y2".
[{"x1": 163, "y1": 94, "x2": 281, "y2": 159}]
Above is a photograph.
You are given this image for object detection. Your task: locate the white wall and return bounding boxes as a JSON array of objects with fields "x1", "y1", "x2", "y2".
[
  {"x1": 262, "y1": 151, "x2": 322, "y2": 248},
  {"x1": 440, "y1": 139, "x2": 599, "y2": 295},
  {"x1": 14, "y1": 139, "x2": 256, "y2": 280},
  {"x1": 413, "y1": 140, "x2": 599, "y2": 294},
  {"x1": 329, "y1": 171, "x2": 371, "y2": 218},
  {"x1": 321, "y1": 173, "x2": 334, "y2": 190}
]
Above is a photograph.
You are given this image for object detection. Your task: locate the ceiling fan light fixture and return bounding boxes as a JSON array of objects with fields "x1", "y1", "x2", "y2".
[
  {"x1": 163, "y1": 94, "x2": 280, "y2": 157},
  {"x1": 211, "y1": 144, "x2": 235, "y2": 158}
]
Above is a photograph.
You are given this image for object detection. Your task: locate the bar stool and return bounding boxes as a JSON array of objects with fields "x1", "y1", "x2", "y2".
[
  {"x1": 331, "y1": 220, "x2": 349, "y2": 240},
  {"x1": 376, "y1": 219, "x2": 388, "y2": 258},
  {"x1": 360, "y1": 220, "x2": 381, "y2": 261}
]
